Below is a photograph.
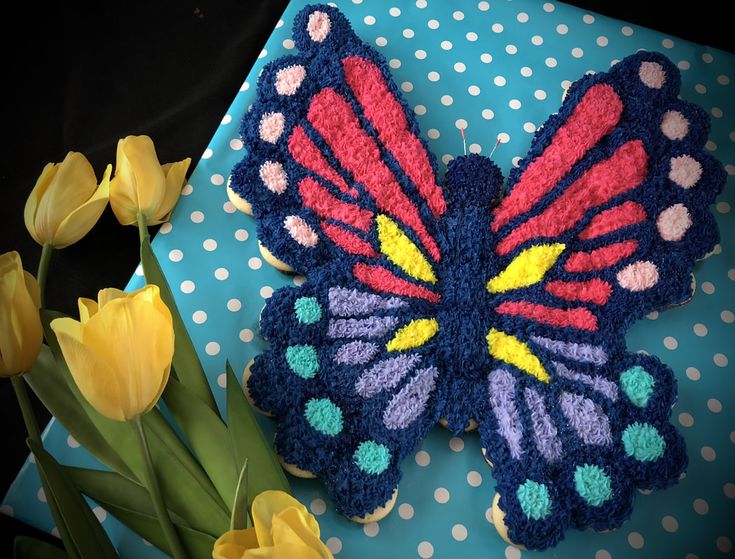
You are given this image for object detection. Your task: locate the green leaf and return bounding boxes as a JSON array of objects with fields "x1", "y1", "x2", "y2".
[
  {"x1": 26, "y1": 439, "x2": 119, "y2": 559},
  {"x1": 141, "y1": 237, "x2": 217, "y2": 412},
  {"x1": 230, "y1": 460, "x2": 250, "y2": 530},
  {"x1": 39, "y1": 310, "x2": 229, "y2": 535},
  {"x1": 14, "y1": 536, "x2": 69, "y2": 559},
  {"x1": 163, "y1": 378, "x2": 238, "y2": 512},
  {"x1": 225, "y1": 362, "x2": 290, "y2": 501}
]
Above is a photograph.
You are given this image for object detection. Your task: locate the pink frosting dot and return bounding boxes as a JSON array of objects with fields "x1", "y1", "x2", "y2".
[
  {"x1": 307, "y1": 11, "x2": 331, "y2": 42},
  {"x1": 275, "y1": 65, "x2": 306, "y2": 96},
  {"x1": 661, "y1": 110, "x2": 689, "y2": 140},
  {"x1": 259, "y1": 112, "x2": 285, "y2": 143},
  {"x1": 669, "y1": 155, "x2": 703, "y2": 189},
  {"x1": 657, "y1": 203, "x2": 692, "y2": 241},
  {"x1": 284, "y1": 215, "x2": 319, "y2": 247},
  {"x1": 639, "y1": 61, "x2": 666, "y2": 89},
  {"x1": 259, "y1": 161, "x2": 288, "y2": 194},
  {"x1": 617, "y1": 261, "x2": 660, "y2": 291}
]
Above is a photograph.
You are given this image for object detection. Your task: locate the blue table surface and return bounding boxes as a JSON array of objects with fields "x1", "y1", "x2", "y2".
[{"x1": 4, "y1": 1, "x2": 734, "y2": 558}]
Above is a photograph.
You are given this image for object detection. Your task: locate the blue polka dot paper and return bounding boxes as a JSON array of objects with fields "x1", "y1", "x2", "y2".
[{"x1": 3, "y1": 1, "x2": 734, "y2": 558}]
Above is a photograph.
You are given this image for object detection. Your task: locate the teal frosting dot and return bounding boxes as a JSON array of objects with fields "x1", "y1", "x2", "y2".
[
  {"x1": 285, "y1": 345, "x2": 319, "y2": 379},
  {"x1": 622, "y1": 422, "x2": 666, "y2": 461},
  {"x1": 620, "y1": 365, "x2": 656, "y2": 407},
  {"x1": 354, "y1": 441, "x2": 391, "y2": 475},
  {"x1": 574, "y1": 464, "x2": 613, "y2": 506},
  {"x1": 294, "y1": 297, "x2": 322, "y2": 325},
  {"x1": 516, "y1": 480, "x2": 552, "y2": 520},
  {"x1": 304, "y1": 398, "x2": 343, "y2": 436}
]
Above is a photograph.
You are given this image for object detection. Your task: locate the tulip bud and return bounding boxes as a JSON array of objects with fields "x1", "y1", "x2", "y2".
[
  {"x1": 50, "y1": 285, "x2": 174, "y2": 421},
  {"x1": 0, "y1": 252, "x2": 43, "y2": 376},
  {"x1": 109, "y1": 135, "x2": 191, "y2": 226},
  {"x1": 24, "y1": 152, "x2": 111, "y2": 249}
]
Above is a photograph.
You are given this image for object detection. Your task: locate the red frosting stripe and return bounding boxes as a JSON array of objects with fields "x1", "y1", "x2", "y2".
[
  {"x1": 288, "y1": 126, "x2": 358, "y2": 197},
  {"x1": 299, "y1": 176, "x2": 373, "y2": 232},
  {"x1": 321, "y1": 222, "x2": 379, "y2": 257},
  {"x1": 545, "y1": 279, "x2": 613, "y2": 305},
  {"x1": 496, "y1": 140, "x2": 648, "y2": 256},
  {"x1": 353, "y1": 263, "x2": 440, "y2": 303},
  {"x1": 492, "y1": 83, "x2": 624, "y2": 232},
  {"x1": 564, "y1": 240, "x2": 638, "y2": 272},
  {"x1": 307, "y1": 88, "x2": 441, "y2": 261},
  {"x1": 495, "y1": 300, "x2": 599, "y2": 331},
  {"x1": 578, "y1": 201, "x2": 648, "y2": 240},
  {"x1": 343, "y1": 56, "x2": 446, "y2": 218}
]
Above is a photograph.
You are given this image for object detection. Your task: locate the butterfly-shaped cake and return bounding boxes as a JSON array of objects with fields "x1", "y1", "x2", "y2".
[{"x1": 227, "y1": 4, "x2": 725, "y2": 550}]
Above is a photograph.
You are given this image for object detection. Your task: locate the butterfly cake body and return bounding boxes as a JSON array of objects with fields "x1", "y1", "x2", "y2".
[{"x1": 228, "y1": 4, "x2": 725, "y2": 550}]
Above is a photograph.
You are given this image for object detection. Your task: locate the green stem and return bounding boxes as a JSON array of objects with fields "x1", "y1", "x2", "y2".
[
  {"x1": 133, "y1": 415, "x2": 188, "y2": 559},
  {"x1": 137, "y1": 212, "x2": 149, "y2": 245},
  {"x1": 37, "y1": 243, "x2": 53, "y2": 309}
]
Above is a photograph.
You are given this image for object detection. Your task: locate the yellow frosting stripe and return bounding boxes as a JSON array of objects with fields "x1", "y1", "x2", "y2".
[
  {"x1": 377, "y1": 214, "x2": 437, "y2": 283},
  {"x1": 487, "y1": 243, "x2": 566, "y2": 293},
  {"x1": 387, "y1": 318, "x2": 439, "y2": 351},
  {"x1": 486, "y1": 328, "x2": 549, "y2": 383}
]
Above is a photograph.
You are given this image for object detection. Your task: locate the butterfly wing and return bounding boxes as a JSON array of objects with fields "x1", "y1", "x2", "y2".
[
  {"x1": 480, "y1": 52, "x2": 725, "y2": 548},
  {"x1": 230, "y1": 4, "x2": 457, "y2": 519}
]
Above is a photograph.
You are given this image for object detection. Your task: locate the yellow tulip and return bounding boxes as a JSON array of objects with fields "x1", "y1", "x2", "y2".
[
  {"x1": 24, "y1": 152, "x2": 112, "y2": 249},
  {"x1": 0, "y1": 252, "x2": 43, "y2": 376},
  {"x1": 212, "y1": 491, "x2": 334, "y2": 559},
  {"x1": 50, "y1": 285, "x2": 174, "y2": 421},
  {"x1": 109, "y1": 135, "x2": 191, "y2": 226}
]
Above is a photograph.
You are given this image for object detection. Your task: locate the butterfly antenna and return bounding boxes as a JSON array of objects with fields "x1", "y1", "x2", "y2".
[
  {"x1": 460, "y1": 127, "x2": 467, "y2": 156},
  {"x1": 489, "y1": 137, "x2": 501, "y2": 159}
]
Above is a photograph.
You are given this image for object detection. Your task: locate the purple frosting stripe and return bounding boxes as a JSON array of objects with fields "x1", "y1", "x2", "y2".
[
  {"x1": 488, "y1": 369, "x2": 524, "y2": 459},
  {"x1": 559, "y1": 392, "x2": 612, "y2": 445},
  {"x1": 524, "y1": 388, "x2": 562, "y2": 463},
  {"x1": 553, "y1": 361, "x2": 618, "y2": 401},
  {"x1": 327, "y1": 316, "x2": 399, "y2": 339},
  {"x1": 530, "y1": 335, "x2": 608, "y2": 365},
  {"x1": 334, "y1": 341, "x2": 380, "y2": 365},
  {"x1": 328, "y1": 287, "x2": 407, "y2": 317},
  {"x1": 383, "y1": 366, "x2": 439, "y2": 430},
  {"x1": 356, "y1": 354, "x2": 422, "y2": 398}
]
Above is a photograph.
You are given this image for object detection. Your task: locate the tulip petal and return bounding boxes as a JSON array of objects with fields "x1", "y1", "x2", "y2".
[
  {"x1": 251, "y1": 491, "x2": 316, "y2": 548},
  {"x1": 123, "y1": 136, "x2": 167, "y2": 222},
  {"x1": 271, "y1": 509, "x2": 331, "y2": 557},
  {"x1": 153, "y1": 158, "x2": 191, "y2": 225},
  {"x1": 23, "y1": 271, "x2": 41, "y2": 310},
  {"x1": 212, "y1": 528, "x2": 259, "y2": 559},
  {"x1": 23, "y1": 162, "x2": 58, "y2": 245},
  {"x1": 243, "y1": 543, "x2": 324, "y2": 559},
  {"x1": 78, "y1": 298, "x2": 99, "y2": 324},
  {"x1": 131, "y1": 285, "x2": 172, "y2": 324},
  {"x1": 97, "y1": 287, "x2": 128, "y2": 309},
  {"x1": 53, "y1": 165, "x2": 111, "y2": 248},
  {"x1": 51, "y1": 317, "x2": 126, "y2": 420},
  {"x1": 34, "y1": 153, "x2": 99, "y2": 243}
]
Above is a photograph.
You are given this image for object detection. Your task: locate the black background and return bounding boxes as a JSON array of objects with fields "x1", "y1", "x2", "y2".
[{"x1": 1, "y1": 1, "x2": 732, "y2": 555}]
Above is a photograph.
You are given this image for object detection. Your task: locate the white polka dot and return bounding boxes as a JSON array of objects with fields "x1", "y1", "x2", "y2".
[
  {"x1": 389, "y1": 6, "x2": 401, "y2": 16},
  {"x1": 452, "y1": 119, "x2": 467, "y2": 131},
  {"x1": 375, "y1": 37, "x2": 387, "y2": 47},
  {"x1": 427, "y1": 71, "x2": 440, "y2": 82},
  {"x1": 230, "y1": 138, "x2": 244, "y2": 151},
  {"x1": 467, "y1": 470, "x2": 482, "y2": 487},
  {"x1": 93, "y1": 506, "x2": 107, "y2": 523},
  {"x1": 416, "y1": 0, "x2": 427, "y2": 8},
  {"x1": 724, "y1": 483, "x2": 735, "y2": 498},
  {"x1": 227, "y1": 298, "x2": 242, "y2": 312},
  {"x1": 647, "y1": 311, "x2": 659, "y2": 320},
  {"x1": 727, "y1": 165, "x2": 735, "y2": 176},
  {"x1": 482, "y1": 109, "x2": 495, "y2": 120},
  {"x1": 37, "y1": 488, "x2": 46, "y2": 502},
  {"x1": 428, "y1": 20, "x2": 440, "y2": 30},
  {"x1": 663, "y1": 336, "x2": 678, "y2": 350},
  {"x1": 506, "y1": 44, "x2": 518, "y2": 55},
  {"x1": 216, "y1": 373, "x2": 227, "y2": 388},
  {"x1": 307, "y1": 498, "x2": 326, "y2": 516},
  {"x1": 415, "y1": 450, "x2": 430, "y2": 466},
  {"x1": 414, "y1": 105, "x2": 427, "y2": 115},
  {"x1": 571, "y1": 47, "x2": 584, "y2": 58},
  {"x1": 523, "y1": 122, "x2": 536, "y2": 133},
  {"x1": 708, "y1": 398, "x2": 723, "y2": 413},
  {"x1": 492, "y1": 23, "x2": 504, "y2": 33},
  {"x1": 389, "y1": 58, "x2": 401, "y2": 69},
  {"x1": 662, "y1": 515, "x2": 678, "y2": 533},
  {"x1": 415, "y1": 49, "x2": 427, "y2": 59},
  {"x1": 51, "y1": 528, "x2": 59, "y2": 538},
  {"x1": 452, "y1": 524, "x2": 468, "y2": 541},
  {"x1": 202, "y1": 148, "x2": 213, "y2": 159},
  {"x1": 190, "y1": 210, "x2": 205, "y2": 224},
  {"x1": 427, "y1": 129, "x2": 440, "y2": 139},
  {"x1": 326, "y1": 537, "x2": 342, "y2": 554},
  {"x1": 398, "y1": 502, "x2": 414, "y2": 519},
  {"x1": 223, "y1": 201, "x2": 236, "y2": 214},
  {"x1": 402, "y1": 28, "x2": 414, "y2": 38},
  {"x1": 583, "y1": 13, "x2": 595, "y2": 23},
  {"x1": 453, "y1": 10, "x2": 464, "y2": 20},
  {"x1": 181, "y1": 183, "x2": 193, "y2": 196},
  {"x1": 706, "y1": 140, "x2": 717, "y2": 151},
  {"x1": 434, "y1": 487, "x2": 450, "y2": 504},
  {"x1": 534, "y1": 89, "x2": 547, "y2": 100},
  {"x1": 596, "y1": 551, "x2": 612, "y2": 559},
  {"x1": 0, "y1": 505, "x2": 13, "y2": 517},
  {"x1": 214, "y1": 267, "x2": 229, "y2": 281},
  {"x1": 205, "y1": 342, "x2": 220, "y2": 356},
  {"x1": 628, "y1": 531, "x2": 644, "y2": 549},
  {"x1": 210, "y1": 173, "x2": 225, "y2": 186},
  {"x1": 596, "y1": 36, "x2": 609, "y2": 47},
  {"x1": 454, "y1": 62, "x2": 466, "y2": 72},
  {"x1": 363, "y1": 15, "x2": 375, "y2": 25},
  {"x1": 512, "y1": 156, "x2": 522, "y2": 167},
  {"x1": 494, "y1": 75, "x2": 506, "y2": 86},
  {"x1": 441, "y1": 95, "x2": 454, "y2": 106},
  {"x1": 192, "y1": 310, "x2": 207, "y2": 324},
  {"x1": 712, "y1": 107, "x2": 724, "y2": 118},
  {"x1": 248, "y1": 257, "x2": 262, "y2": 270},
  {"x1": 693, "y1": 498, "x2": 709, "y2": 515},
  {"x1": 259, "y1": 286, "x2": 274, "y2": 299},
  {"x1": 363, "y1": 522, "x2": 379, "y2": 537},
  {"x1": 686, "y1": 367, "x2": 701, "y2": 381},
  {"x1": 449, "y1": 437, "x2": 464, "y2": 451},
  {"x1": 441, "y1": 154, "x2": 453, "y2": 164},
  {"x1": 531, "y1": 35, "x2": 544, "y2": 46},
  {"x1": 678, "y1": 412, "x2": 694, "y2": 427},
  {"x1": 497, "y1": 132, "x2": 510, "y2": 144},
  {"x1": 478, "y1": 1, "x2": 490, "y2": 10},
  {"x1": 469, "y1": 143, "x2": 482, "y2": 154},
  {"x1": 718, "y1": 537, "x2": 733, "y2": 553},
  {"x1": 702, "y1": 281, "x2": 715, "y2": 294},
  {"x1": 418, "y1": 541, "x2": 434, "y2": 558},
  {"x1": 717, "y1": 201, "x2": 731, "y2": 214},
  {"x1": 203, "y1": 239, "x2": 217, "y2": 252},
  {"x1": 561, "y1": 79, "x2": 573, "y2": 90},
  {"x1": 134, "y1": 264, "x2": 143, "y2": 277},
  {"x1": 545, "y1": 57, "x2": 558, "y2": 68},
  {"x1": 701, "y1": 446, "x2": 716, "y2": 461},
  {"x1": 159, "y1": 222, "x2": 173, "y2": 234},
  {"x1": 520, "y1": 66, "x2": 533, "y2": 77},
  {"x1": 234, "y1": 229, "x2": 249, "y2": 242},
  {"x1": 678, "y1": 60, "x2": 691, "y2": 70},
  {"x1": 67, "y1": 434, "x2": 80, "y2": 448},
  {"x1": 169, "y1": 249, "x2": 183, "y2": 262},
  {"x1": 466, "y1": 32, "x2": 478, "y2": 41},
  {"x1": 622, "y1": 25, "x2": 634, "y2": 36},
  {"x1": 401, "y1": 81, "x2": 414, "y2": 92},
  {"x1": 721, "y1": 310, "x2": 734, "y2": 323},
  {"x1": 441, "y1": 40, "x2": 453, "y2": 50},
  {"x1": 239, "y1": 329, "x2": 254, "y2": 342},
  {"x1": 505, "y1": 546, "x2": 521, "y2": 559},
  {"x1": 557, "y1": 23, "x2": 568, "y2": 35},
  {"x1": 693, "y1": 323, "x2": 708, "y2": 337},
  {"x1": 662, "y1": 38, "x2": 674, "y2": 49},
  {"x1": 480, "y1": 52, "x2": 492, "y2": 63}
]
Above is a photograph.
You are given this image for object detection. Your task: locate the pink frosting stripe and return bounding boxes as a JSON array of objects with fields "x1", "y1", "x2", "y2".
[
  {"x1": 298, "y1": 176, "x2": 373, "y2": 231},
  {"x1": 288, "y1": 126, "x2": 357, "y2": 197},
  {"x1": 343, "y1": 56, "x2": 446, "y2": 218},
  {"x1": 321, "y1": 222, "x2": 379, "y2": 257},
  {"x1": 578, "y1": 200, "x2": 647, "y2": 240},
  {"x1": 564, "y1": 240, "x2": 639, "y2": 273},
  {"x1": 495, "y1": 300, "x2": 599, "y2": 331},
  {"x1": 492, "y1": 83, "x2": 624, "y2": 232}
]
